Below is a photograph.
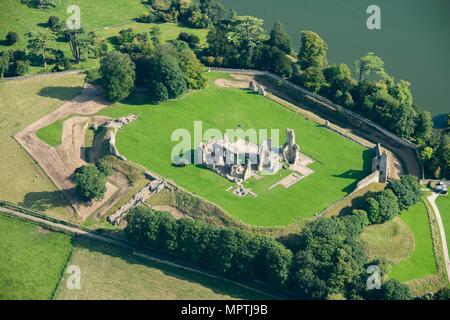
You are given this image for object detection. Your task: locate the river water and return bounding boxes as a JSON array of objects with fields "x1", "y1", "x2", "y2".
[{"x1": 222, "y1": 0, "x2": 450, "y2": 126}]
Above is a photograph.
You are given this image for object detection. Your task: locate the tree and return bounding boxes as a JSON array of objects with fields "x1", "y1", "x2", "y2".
[
  {"x1": 71, "y1": 165, "x2": 107, "y2": 201},
  {"x1": 47, "y1": 16, "x2": 60, "y2": 30},
  {"x1": 294, "y1": 66, "x2": 326, "y2": 93},
  {"x1": 268, "y1": 21, "x2": 291, "y2": 54},
  {"x1": 434, "y1": 287, "x2": 450, "y2": 300},
  {"x1": 177, "y1": 48, "x2": 206, "y2": 89},
  {"x1": 178, "y1": 32, "x2": 200, "y2": 49},
  {"x1": 6, "y1": 31, "x2": 19, "y2": 45},
  {"x1": 289, "y1": 217, "x2": 366, "y2": 299},
  {"x1": 263, "y1": 241, "x2": 292, "y2": 288},
  {"x1": 297, "y1": 31, "x2": 328, "y2": 70},
  {"x1": 27, "y1": 31, "x2": 54, "y2": 67},
  {"x1": 366, "y1": 189, "x2": 400, "y2": 224},
  {"x1": 414, "y1": 110, "x2": 433, "y2": 141},
  {"x1": 10, "y1": 60, "x2": 30, "y2": 76},
  {"x1": 156, "y1": 54, "x2": 187, "y2": 98},
  {"x1": 95, "y1": 157, "x2": 113, "y2": 177},
  {"x1": 354, "y1": 52, "x2": 387, "y2": 83},
  {"x1": 387, "y1": 175, "x2": 422, "y2": 211},
  {"x1": 99, "y1": 51, "x2": 135, "y2": 102},
  {"x1": 0, "y1": 52, "x2": 11, "y2": 78},
  {"x1": 378, "y1": 279, "x2": 412, "y2": 300},
  {"x1": 256, "y1": 45, "x2": 293, "y2": 78}
]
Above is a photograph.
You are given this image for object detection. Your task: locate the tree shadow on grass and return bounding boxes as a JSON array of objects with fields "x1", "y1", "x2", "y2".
[
  {"x1": 70, "y1": 235, "x2": 275, "y2": 300},
  {"x1": 38, "y1": 86, "x2": 84, "y2": 102},
  {"x1": 19, "y1": 190, "x2": 68, "y2": 212}
]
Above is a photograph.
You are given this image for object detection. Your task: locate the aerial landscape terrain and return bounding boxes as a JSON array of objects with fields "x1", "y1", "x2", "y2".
[{"x1": 0, "y1": 0, "x2": 449, "y2": 305}]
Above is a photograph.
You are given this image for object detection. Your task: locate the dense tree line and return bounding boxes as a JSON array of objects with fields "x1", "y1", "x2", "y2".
[
  {"x1": 100, "y1": 27, "x2": 206, "y2": 102},
  {"x1": 124, "y1": 206, "x2": 292, "y2": 288}
]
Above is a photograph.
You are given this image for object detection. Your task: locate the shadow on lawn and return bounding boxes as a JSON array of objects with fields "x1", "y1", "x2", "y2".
[
  {"x1": 38, "y1": 86, "x2": 84, "y2": 102},
  {"x1": 19, "y1": 190, "x2": 68, "y2": 212},
  {"x1": 71, "y1": 235, "x2": 272, "y2": 299}
]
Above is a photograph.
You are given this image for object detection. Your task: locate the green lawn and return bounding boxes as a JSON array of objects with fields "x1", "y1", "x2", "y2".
[
  {"x1": 36, "y1": 116, "x2": 67, "y2": 147},
  {"x1": 436, "y1": 195, "x2": 450, "y2": 257},
  {"x1": 0, "y1": 214, "x2": 73, "y2": 300},
  {"x1": 0, "y1": 74, "x2": 84, "y2": 220},
  {"x1": 99, "y1": 73, "x2": 370, "y2": 227},
  {"x1": 390, "y1": 200, "x2": 437, "y2": 282},
  {"x1": 55, "y1": 237, "x2": 271, "y2": 300}
]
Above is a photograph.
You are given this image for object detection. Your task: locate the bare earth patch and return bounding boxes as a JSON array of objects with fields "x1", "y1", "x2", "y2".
[{"x1": 14, "y1": 84, "x2": 128, "y2": 220}]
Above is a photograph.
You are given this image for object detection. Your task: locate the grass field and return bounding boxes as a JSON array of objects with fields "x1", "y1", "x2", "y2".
[
  {"x1": 99, "y1": 72, "x2": 370, "y2": 227},
  {"x1": 0, "y1": 214, "x2": 73, "y2": 300},
  {"x1": 390, "y1": 201, "x2": 437, "y2": 282},
  {"x1": 1, "y1": 0, "x2": 207, "y2": 74},
  {"x1": 55, "y1": 237, "x2": 271, "y2": 300},
  {"x1": 360, "y1": 217, "x2": 414, "y2": 264},
  {"x1": 36, "y1": 115, "x2": 67, "y2": 147},
  {"x1": 436, "y1": 195, "x2": 450, "y2": 257},
  {"x1": 0, "y1": 74, "x2": 84, "y2": 220}
]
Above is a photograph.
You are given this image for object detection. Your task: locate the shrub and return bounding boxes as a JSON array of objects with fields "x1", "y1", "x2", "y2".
[
  {"x1": 62, "y1": 57, "x2": 72, "y2": 70},
  {"x1": 6, "y1": 31, "x2": 19, "y2": 45},
  {"x1": 95, "y1": 157, "x2": 113, "y2": 177},
  {"x1": 47, "y1": 16, "x2": 60, "y2": 29}
]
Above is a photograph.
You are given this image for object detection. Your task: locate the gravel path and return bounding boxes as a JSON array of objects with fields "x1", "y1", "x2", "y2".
[{"x1": 427, "y1": 192, "x2": 450, "y2": 284}]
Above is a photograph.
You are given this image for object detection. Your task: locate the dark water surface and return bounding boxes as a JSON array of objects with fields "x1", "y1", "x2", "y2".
[{"x1": 222, "y1": 0, "x2": 450, "y2": 124}]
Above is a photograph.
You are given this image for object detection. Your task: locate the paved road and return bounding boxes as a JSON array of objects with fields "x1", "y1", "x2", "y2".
[
  {"x1": 0, "y1": 208, "x2": 280, "y2": 299},
  {"x1": 427, "y1": 193, "x2": 450, "y2": 284}
]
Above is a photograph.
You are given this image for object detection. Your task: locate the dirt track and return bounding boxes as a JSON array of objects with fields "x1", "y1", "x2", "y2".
[{"x1": 14, "y1": 84, "x2": 125, "y2": 220}]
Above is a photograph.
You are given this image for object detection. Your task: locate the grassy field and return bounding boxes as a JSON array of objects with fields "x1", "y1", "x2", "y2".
[
  {"x1": 390, "y1": 201, "x2": 437, "y2": 282},
  {"x1": 0, "y1": 214, "x2": 73, "y2": 300},
  {"x1": 55, "y1": 237, "x2": 271, "y2": 300},
  {"x1": 0, "y1": 74, "x2": 84, "y2": 220},
  {"x1": 1, "y1": 0, "x2": 207, "y2": 74},
  {"x1": 99, "y1": 72, "x2": 370, "y2": 227},
  {"x1": 360, "y1": 217, "x2": 414, "y2": 264},
  {"x1": 436, "y1": 195, "x2": 450, "y2": 257},
  {"x1": 36, "y1": 115, "x2": 67, "y2": 147}
]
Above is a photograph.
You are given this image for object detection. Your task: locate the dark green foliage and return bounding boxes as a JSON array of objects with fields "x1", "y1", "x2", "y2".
[
  {"x1": 6, "y1": 31, "x2": 19, "y2": 45},
  {"x1": 268, "y1": 21, "x2": 291, "y2": 54},
  {"x1": 377, "y1": 279, "x2": 412, "y2": 300},
  {"x1": 10, "y1": 60, "x2": 30, "y2": 76},
  {"x1": 387, "y1": 175, "x2": 422, "y2": 211},
  {"x1": 178, "y1": 32, "x2": 200, "y2": 49},
  {"x1": 71, "y1": 165, "x2": 107, "y2": 201},
  {"x1": 256, "y1": 45, "x2": 292, "y2": 78},
  {"x1": 0, "y1": 51, "x2": 11, "y2": 77},
  {"x1": 47, "y1": 16, "x2": 60, "y2": 30},
  {"x1": 297, "y1": 30, "x2": 328, "y2": 70},
  {"x1": 95, "y1": 157, "x2": 113, "y2": 177},
  {"x1": 155, "y1": 54, "x2": 187, "y2": 98},
  {"x1": 289, "y1": 217, "x2": 367, "y2": 299},
  {"x1": 366, "y1": 189, "x2": 400, "y2": 224},
  {"x1": 99, "y1": 51, "x2": 135, "y2": 102},
  {"x1": 124, "y1": 206, "x2": 292, "y2": 288},
  {"x1": 434, "y1": 287, "x2": 450, "y2": 300}
]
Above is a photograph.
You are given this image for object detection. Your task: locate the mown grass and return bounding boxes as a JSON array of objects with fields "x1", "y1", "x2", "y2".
[
  {"x1": 360, "y1": 217, "x2": 414, "y2": 264},
  {"x1": 390, "y1": 201, "x2": 437, "y2": 282},
  {"x1": 55, "y1": 236, "x2": 272, "y2": 300},
  {"x1": 36, "y1": 116, "x2": 66, "y2": 147},
  {"x1": 0, "y1": 74, "x2": 84, "y2": 220},
  {"x1": 0, "y1": 214, "x2": 73, "y2": 300},
  {"x1": 99, "y1": 72, "x2": 371, "y2": 227}
]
